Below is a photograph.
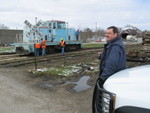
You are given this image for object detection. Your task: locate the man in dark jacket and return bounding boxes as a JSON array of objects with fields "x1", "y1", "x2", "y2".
[
  {"x1": 99, "y1": 26, "x2": 126, "y2": 85},
  {"x1": 92, "y1": 26, "x2": 126, "y2": 113}
]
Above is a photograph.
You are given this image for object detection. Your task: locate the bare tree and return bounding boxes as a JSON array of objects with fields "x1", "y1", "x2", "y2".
[
  {"x1": 0, "y1": 24, "x2": 9, "y2": 29},
  {"x1": 80, "y1": 28, "x2": 106, "y2": 42},
  {"x1": 80, "y1": 28, "x2": 93, "y2": 42},
  {"x1": 96, "y1": 28, "x2": 106, "y2": 37}
]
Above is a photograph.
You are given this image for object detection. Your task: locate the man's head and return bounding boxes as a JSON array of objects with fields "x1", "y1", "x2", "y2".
[{"x1": 106, "y1": 26, "x2": 118, "y2": 41}]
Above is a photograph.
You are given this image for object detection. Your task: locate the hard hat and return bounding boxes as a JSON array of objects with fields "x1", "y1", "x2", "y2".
[{"x1": 61, "y1": 38, "x2": 64, "y2": 40}]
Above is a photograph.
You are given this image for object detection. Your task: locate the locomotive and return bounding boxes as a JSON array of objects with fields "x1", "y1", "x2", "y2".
[{"x1": 15, "y1": 20, "x2": 82, "y2": 55}]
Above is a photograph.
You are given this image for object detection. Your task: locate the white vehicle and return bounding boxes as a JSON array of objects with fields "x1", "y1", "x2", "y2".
[{"x1": 92, "y1": 65, "x2": 150, "y2": 113}]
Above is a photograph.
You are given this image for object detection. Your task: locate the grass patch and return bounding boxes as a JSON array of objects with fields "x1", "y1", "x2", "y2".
[
  {"x1": 29, "y1": 65, "x2": 82, "y2": 77},
  {"x1": 29, "y1": 61, "x2": 100, "y2": 78},
  {"x1": 83, "y1": 43, "x2": 104, "y2": 48},
  {"x1": 0, "y1": 46, "x2": 15, "y2": 53}
]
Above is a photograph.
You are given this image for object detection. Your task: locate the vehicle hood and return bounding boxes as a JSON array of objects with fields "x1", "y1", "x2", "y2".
[{"x1": 103, "y1": 65, "x2": 150, "y2": 109}]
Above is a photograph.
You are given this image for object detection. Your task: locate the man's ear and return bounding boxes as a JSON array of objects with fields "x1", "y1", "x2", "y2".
[{"x1": 115, "y1": 33, "x2": 118, "y2": 37}]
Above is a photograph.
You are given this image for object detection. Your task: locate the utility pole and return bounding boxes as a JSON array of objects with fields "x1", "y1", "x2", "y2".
[
  {"x1": 34, "y1": 17, "x2": 38, "y2": 71},
  {"x1": 35, "y1": 17, "x2": 37, "y2": 25},
  {"x1": 95, "y1": 22, "x2": 98, "y2": 39}
]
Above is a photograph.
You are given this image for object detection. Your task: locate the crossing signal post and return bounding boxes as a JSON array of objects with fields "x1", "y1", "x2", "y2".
[
  {"x1": 24, "y1": 20, "x2": 44, "y2": 71},
  {"x1": 33, "y1": 33, "x2": 37, "y2": 71}
]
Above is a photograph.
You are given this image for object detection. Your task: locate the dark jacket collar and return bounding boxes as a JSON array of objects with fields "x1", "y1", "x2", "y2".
[{"x1": 105, "y1": 37, "x2": 121, "y2": 49}]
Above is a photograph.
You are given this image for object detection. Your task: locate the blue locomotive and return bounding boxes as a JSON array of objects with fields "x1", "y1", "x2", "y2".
[{"x1": 15, "y1": 20, "x2": 82, "y2": 55}]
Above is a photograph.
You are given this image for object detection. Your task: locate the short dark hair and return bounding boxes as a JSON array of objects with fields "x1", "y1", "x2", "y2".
[{"x1": 107, "y1": 26, "x2": 118, "y2": 34}]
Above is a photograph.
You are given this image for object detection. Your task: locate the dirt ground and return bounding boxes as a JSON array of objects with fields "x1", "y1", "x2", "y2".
[
  {"x1": 0, "y1": 66, "x2": 95, "y2": 113},
  {"x1": 0, "y1": 51, "x2": 149, "y2": 113},
  {"x1": 0, "y1": 52, "x2": 99, "y2": 113}
]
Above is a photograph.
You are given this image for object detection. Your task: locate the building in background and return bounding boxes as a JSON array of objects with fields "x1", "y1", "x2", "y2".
[{"x1": 0, "y1": 29, "x2": 23, "y2": 46}]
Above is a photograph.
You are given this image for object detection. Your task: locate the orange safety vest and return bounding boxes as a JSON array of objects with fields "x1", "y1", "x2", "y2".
[
  {"x1": 41, "y1": 40, "x2": 47, "y2": 49},
  {"x1": 42, "y1": 45, "x2": 46, "y2": 49},
  {"x1": 60, "y1": 41, "x2": 65, "y2": 47},
  {"x1": 35, "y1": 43, "x2": 41, "y2": 48}
]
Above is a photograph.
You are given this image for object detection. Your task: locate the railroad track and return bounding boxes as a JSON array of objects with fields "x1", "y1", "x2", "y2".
[
  {"x1": 0, "y1": 44, "x2": 145, "y2": 67},
  {"x1": 0, "y1": 48, "x2": 102, "y2": 67},
  {"x1": 0, "y1": 52, "x2": 16, "y2": 55}
]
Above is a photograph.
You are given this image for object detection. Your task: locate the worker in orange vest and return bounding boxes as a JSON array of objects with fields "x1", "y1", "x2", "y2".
[
  {"x1": 35, "y1": 42, "x2": 41, "y2": 56},
  {"x1": 59, "y1": 38, "x2": 65, "y2": 55},
  {"x1": 41, "y1": 40, "x2": 47, "y2": 56}
]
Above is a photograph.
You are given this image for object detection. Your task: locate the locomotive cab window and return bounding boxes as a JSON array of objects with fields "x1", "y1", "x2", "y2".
[
  {"x1": 49, "y1": 23, "x2": 51, "y2": 26},
  {"x1": 53, "y1": 23, "x2": 56, "y2": 29},
  {"x1": 57, "y1": 22, "x2": 66, "y2": 29},
  {"x1": 45, "y1": 35, "x2": 47, "y2": 40}
]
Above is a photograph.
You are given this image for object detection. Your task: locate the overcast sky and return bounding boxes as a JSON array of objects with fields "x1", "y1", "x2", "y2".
[{"x1": 0, "y1": 0, "x2": 150, "y2": 30}]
